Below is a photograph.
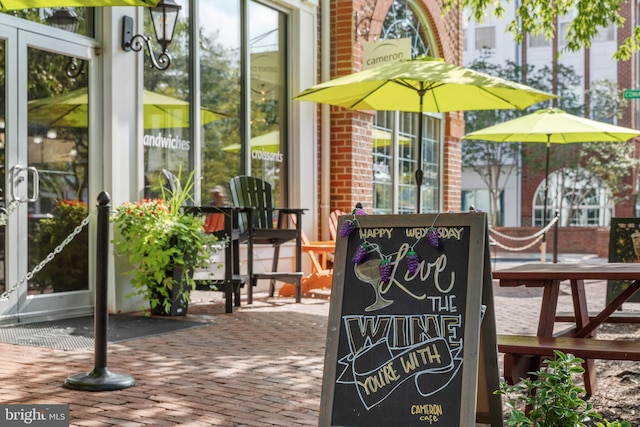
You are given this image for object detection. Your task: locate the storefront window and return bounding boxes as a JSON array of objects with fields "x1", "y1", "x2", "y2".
[
  {"x1": 199, "y1": 0, "x2": 242, "y2": 206},
  {"x1": 249, "y1": 2, "x2": 287, "y2": 205},
  {"x1": 143, "y1": 0, "x2": 192, "y2": 198},
  {"x1": 198, "y1": 0, "x2": 288, "y2": 207},
  {"x1": 373, "y1": 0, "x2": 442, "y2": 214}
]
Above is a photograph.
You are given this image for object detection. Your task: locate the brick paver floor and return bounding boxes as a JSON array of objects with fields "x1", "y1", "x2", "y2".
[{"x1": 0, "y1": 256, "x2": 627, "y2": 427}]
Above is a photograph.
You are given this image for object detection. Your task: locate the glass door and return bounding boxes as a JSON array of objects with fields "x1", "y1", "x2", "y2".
[
  {"x1": 0, "y1": 26, "x2": 15, "y2": 322},
  {"x1": 0, "y1": 27, "x2": 94, "y2": 324}
]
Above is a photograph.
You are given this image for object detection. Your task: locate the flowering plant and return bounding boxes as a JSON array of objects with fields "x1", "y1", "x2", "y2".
[{"x1": 112, "y1": 171, "x2": 216, "y2": 315}]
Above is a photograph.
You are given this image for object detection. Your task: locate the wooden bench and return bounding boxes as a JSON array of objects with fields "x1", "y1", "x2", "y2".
[
  {"x1": 555, "y1": 311, "x2": 640, "y2": 324},
  {"x1": 498, "y1": 334, "x2": 640, "y2": 360},
  {"x1": 498, "y1": 334, "x2": 640, "y2": 393}
]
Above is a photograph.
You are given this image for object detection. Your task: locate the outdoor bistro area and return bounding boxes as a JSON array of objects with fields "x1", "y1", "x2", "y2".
[
  {"x1": 3, "y1": 250, "x2": 640, "y2": 426},
  {"x1": 4, "y1": 1, "x2": 640, "y2": 426}
]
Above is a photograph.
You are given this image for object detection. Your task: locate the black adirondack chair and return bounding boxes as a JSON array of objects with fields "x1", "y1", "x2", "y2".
[{"x1": 229, "y1": 175, "x2": 304, "y2": 303}]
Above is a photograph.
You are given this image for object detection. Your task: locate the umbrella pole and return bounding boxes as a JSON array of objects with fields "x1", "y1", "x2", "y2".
[
  {"x1": 541, "y1": 138, "x2": 551, "y2": 262},
  {"x1": 415, "y1": 89, "x2": 425, "y2": 213}
]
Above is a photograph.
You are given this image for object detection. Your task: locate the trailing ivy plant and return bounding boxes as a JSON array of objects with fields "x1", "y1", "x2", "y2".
[{"x1": 496, "y1": 350, "x2": 631, "y2": 427}]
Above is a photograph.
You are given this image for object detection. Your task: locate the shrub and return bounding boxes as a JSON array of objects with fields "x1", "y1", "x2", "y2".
[{"x1": 496, "y1": 350, "x2": 631, "y2": 427}]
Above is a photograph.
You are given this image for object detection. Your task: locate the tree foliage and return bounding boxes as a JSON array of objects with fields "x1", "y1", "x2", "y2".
[
  {"x1": 141, "y1": 15, "x2": 242, "y2": 202},
  {"x1": 443, "y1": 0, "x2": 636, "y2": 60}
]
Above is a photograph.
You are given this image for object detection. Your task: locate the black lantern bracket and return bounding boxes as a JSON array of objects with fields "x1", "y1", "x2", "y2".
[
  {"x1": 121, "y1": 0, "x2": 182, "y2": 71},
  {"x1": 122, "y1": 16, "x2": 170, "y2": 70}
]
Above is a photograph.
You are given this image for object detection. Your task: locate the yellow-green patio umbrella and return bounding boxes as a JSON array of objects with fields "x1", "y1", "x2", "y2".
[
  {"x1": 28, "y1": 88, "x2": 224, "y2": 129},
  {"x1": 463, "y1": 108, "x2": 640, "y2": 255},
  {"x1": 464, "y1": 108, "x2": 640, "y2": 143},
  {"x1": 0, "y1": 0, "x2": 159, "y2": 9},
  {"x1": 294, "y1": 55, "x2": 555, "y2": 212}
]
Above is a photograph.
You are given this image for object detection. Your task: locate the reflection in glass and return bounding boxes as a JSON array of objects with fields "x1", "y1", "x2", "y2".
[
  {"x1": 197, "y1": 1, "x2": 287, "y2": 206},
  {"x1": 143, "y1": 0, "x2": 191, "y2": 198},
  {"x1": 27, "y1": 48, "x2": 89, "y2": 294},
  {"x1": 8, "y1": 8, "x2": 94, "y2": 37},
  {"x1": 199, "y1": 0, "x2": 242, "y2": 202},
  {"x1": 249, "y1": 2, "x2": 286, "y2": 206},
  {"x1": 0, "y1": 39, "x2": 5, "y2": 294}
]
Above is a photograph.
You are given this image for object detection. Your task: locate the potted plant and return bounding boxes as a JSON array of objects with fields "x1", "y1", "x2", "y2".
[{"x1": 112, "y1": 171, "x2": 217, "y2": 315}]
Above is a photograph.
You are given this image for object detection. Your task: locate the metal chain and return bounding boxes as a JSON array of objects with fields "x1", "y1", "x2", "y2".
[
  {"x1": 488, "y1": 215, "x2": 559, "y2": 241},
  {"x1": 0, "y1": 200, "x2": 22, "y2": 227},
  {"x1": 0, "y1": 209, "x2": 97, "y2": 301},
  {"x1": 489, "y1": 234, "x2": 545, "y2": 251},
  {"x1": 487, "y1": 215, "x2": 559, "y2": 252}
]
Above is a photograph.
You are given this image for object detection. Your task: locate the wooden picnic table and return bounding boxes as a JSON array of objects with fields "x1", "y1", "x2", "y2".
[{"x1": 493, "y1": 262, "x2": 640, "y2": 395}]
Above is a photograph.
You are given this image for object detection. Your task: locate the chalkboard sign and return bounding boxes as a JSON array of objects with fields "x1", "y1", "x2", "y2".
[
  {"x1": 319, "y1": 213, "x2": 502, "y2": 426},
  {"x1": 607, "y1": 218, "x2": 640, "y2": 303}
]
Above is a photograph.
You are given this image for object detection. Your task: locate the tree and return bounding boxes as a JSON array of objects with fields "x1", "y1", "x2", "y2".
[{"x1": 443, "y1": 0, "x2": 637, "y2": 60}]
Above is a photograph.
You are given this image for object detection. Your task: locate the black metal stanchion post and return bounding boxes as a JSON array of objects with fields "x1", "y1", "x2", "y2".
[{"x1": 64, "y1": 191, "x2": 135, "y2": 391}]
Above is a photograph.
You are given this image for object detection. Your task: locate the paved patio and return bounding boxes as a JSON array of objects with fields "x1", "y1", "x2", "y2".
[{"x1": 0, "y1": 255, "x2": 621, "y2": 426}]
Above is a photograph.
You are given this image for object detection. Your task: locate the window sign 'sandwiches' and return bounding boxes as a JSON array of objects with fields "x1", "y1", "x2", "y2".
[
  {"x1": 142, "y1": 132, "x2": 191, "y2": 151},
  {"x1": 319, "y1": 212, "x2": 502, "y2": 427}
]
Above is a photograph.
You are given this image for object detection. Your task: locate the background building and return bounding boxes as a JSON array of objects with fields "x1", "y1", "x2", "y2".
[{"x1": 462, "y1": 0, "x2": 639, "y2": 235}]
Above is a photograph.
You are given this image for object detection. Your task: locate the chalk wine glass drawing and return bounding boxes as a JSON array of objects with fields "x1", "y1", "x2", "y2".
[{"x1": 353, "y1": 243, "x2": 394, "y2": 312}]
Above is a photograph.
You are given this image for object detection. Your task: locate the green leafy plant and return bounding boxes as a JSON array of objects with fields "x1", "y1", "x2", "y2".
[
  {"x1": 496, "y1": 350, "x2": 631, "y2": 427},
  {"x1": 112, "y1": 170, "x2": 218, "y2": 315}
]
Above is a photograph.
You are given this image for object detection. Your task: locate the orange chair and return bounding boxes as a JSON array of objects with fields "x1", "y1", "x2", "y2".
[
  {"x1": 279, "y1": 210, "x2": 344, "y2": 297},
  {"x1": 329, "y1": 209, "x2": 344, "y2": 241}
]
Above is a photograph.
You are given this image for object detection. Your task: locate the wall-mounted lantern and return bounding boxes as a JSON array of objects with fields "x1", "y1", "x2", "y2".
[{"x1": 122, "y1": 0, "x2": 182, "y2": 70}]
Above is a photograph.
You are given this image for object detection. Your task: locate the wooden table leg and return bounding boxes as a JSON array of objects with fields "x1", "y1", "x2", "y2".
[
  {"x1": 504, "y1": 354, "x2": 537, "y2": 385},
  {"x1": 527, "y1": 280, "x2": 562, "y2": 381},
  {"x1": 570, "y1": 279, "x2": 597, "y2": 395},
  {"x1": 502, "y1": 280, "x2": 562, "y2": 385},
  {"x1": 538, "y1": 279, "x2": 561, "y2": 337},
  {"x1": 570, "y1": 279, "x2": 590, "y2": 333}
]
